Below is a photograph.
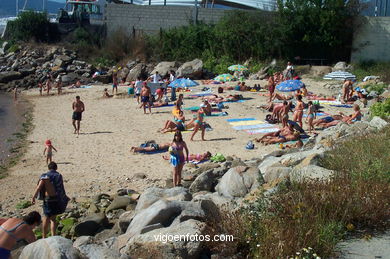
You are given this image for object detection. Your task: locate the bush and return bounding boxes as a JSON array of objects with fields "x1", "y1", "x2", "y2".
[
  {"x1": 370, "y1": 99, "x2": 390, "y2": 119},
  {"x1": 228, "y1": 128, "x2": 390, "y2": 258},
  {"x1": 7, "y1": 11, "x2": 51, "y2": 42}
]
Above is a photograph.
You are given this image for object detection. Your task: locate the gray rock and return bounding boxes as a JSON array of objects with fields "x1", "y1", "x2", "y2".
[
  {"x1": 126, "y1": 200, "x2": 181, "y2": 236},
  {"x1": 215, "y1": 166, "x2": 262, "y2": 198},
  {"x1": 262, "y1": 166, "x2": 292, "y2": 183},
  {"x1": 73, "y1": 60, "x2": 87, "y2": 66},
  {"x1": 126, "y1": 63, "x2": 145, "y2": 81},
  {"x1": 116, "y1": 210, "x2": 136, "y2": 233},
  {"x1": 171, "y1": 201, "x2": 205, "y2": 225},
  {"x1": 135, "y1": 187, "x2": 191, "y2": 212},
  {"x1": 73, "y1": 236, "x2": 94, "y2": 248},
  {"x1": 140, "y1": 223, "x2": 164, "y2": 234},
  {"x1": 176, "y1": 59, "x2": 203, "y2": 79},
  {"x1": 122, "y1": 219, "x2": 205, "y2": 258},
  {"x1": 290, "y1": 165, "x2": 334, "y2": 182},
  {"x1": 20, "y1": 236, "x2": 82, "y2": 259},
  {"x1": 61, "y1": 73, "x2": 78, "y2": 84},
  {"x1": 189, "y1": 169, "x2": 216, "y2": 193},
  {"x1": 231, "y1": 159, "x2": 248, "y2": 167},
  {"x1": 0, "y1": 71, "x2": 22, "y2": 83},
  {"x1": 369, "y1": 116, "x2": 388, "y2": 130},
  {"x1": 332, "y1": 61, "x2": 347, "y2": 71},
  {"x1": 126, "y1": 60, "x2": 137, "y2": 69},
  {"x1": 78, "y1": 244, "x2": 122, "y2": 259},
  {"x1": 74, "y1": 213, "x2": 108, "y2": 236},
  {"x1": 106, "y1": 196, "x2": 132, "y2": 212},
  {"x1": 151, "y1": 61, "x2": 178, "y2": 76},
  {"x1": 118, "y1": 67, "x2": 129, "y2": 79}
]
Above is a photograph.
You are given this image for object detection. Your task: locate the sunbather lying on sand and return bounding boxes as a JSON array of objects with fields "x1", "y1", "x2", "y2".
[
  {"x1": 152, "y1": 100, "x2": 169, "y2": 107},
  {"x1": 203, "y1": 94, "x2": 241, "y2": 103},
  {"x1": 339, "y1": 104, "x2": 362, "y2": 124},
  {"x1": 163, "y1": 151, "x2": 212, "y2": 162},
  {"x1": 131, "y1": 142, "x2": 170, "y2": 153},
  {"x1": 254, "y1": 124, "x2": 298, "y2": 145},
  {"x1": 270, "y1": 92, "x2": 293, "y2": 101}
]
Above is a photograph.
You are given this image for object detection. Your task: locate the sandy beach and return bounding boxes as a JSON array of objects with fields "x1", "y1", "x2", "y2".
[{"x1": 0, "y1": 77, "x2": 354, "y2": 213}]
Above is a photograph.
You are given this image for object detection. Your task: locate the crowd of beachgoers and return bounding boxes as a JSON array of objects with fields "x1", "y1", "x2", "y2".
[{"x1": 0, "y1": 60, "x2": 377, "y2": 258}]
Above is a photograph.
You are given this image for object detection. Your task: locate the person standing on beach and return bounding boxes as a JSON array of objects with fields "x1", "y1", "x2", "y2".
[
  {"x1": 268, "y1": 75, "x2": 275, "y2": 102},
  {"x1": 43, "y1": 140, "x2": 57, "y2": 165},
  {"x1": 32, "y1": 162, "x2": 69, "y2": 239},
  {"x1": 150, "y1": 71, "x2": 162, "y2": 83},
  {"x1": 13, "y1": 87, "x2": 18, "y2": 101},
  {"x1": 56, "y1": 77, "x2": 62, "y2": 95},
  {"x1": 112, "y1": 72, "x2": 118, "y2": 95},
  {"x1": 72, "y1": 96, "x2": 85, "y2": 135},
  {"x1": 140, "y1": 82, "x2": 152, "y2": 114},
  {"x1": 0, "y1": 211, "x2": 41, "y2": 259},
  {"x1": 190, "y1": 107, "x2": 206, "y2": 141},
  {"x1": 135, "y1": 77, "x2": 143, "y2": 104},
  {"x1": 293, "y1": 95, "x2": 305, "y2": 128},
  {"x1": 46, "y1": 78, "x2": 52, "y2": 96},
  {"x1": 38, "y1": 82, "x2": 43, "y2": 96},
  {"x1": 170, "y1": 131, "x2": 189, "y2": 187}
]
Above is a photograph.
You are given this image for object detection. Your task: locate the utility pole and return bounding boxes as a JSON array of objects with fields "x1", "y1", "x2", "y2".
[
  {"x1": 16, "y1": 0, "x2": 19, "y2": 16},
  {"x1": 375, "y1": 0, "x2": 378, "y2": 16},
  {"x1": 193, "y1": 0, "x2": 198, "y2": 24}
]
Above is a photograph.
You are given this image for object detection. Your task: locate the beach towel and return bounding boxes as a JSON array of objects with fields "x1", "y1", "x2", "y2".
[
  {"x1": 277, "y1": 138, "x2": 310, "y2": 146},
  {"x1": 205, "y1": 112, "x2": 228, "y2": 117},
  {"x1": 221, "y1": 100, "x2": 246, "y2": 105},
  {"x1": 138, "y1": 149, "x2": 168, "y2": 154},
  {"x1": 226, "y1": 118, "x2": 256, "y2": 122},
  {"x1": 152, "y1": 104, "x2": 175, "y2": 108},
  {"x1": 229, "y1": 120, "x2": 265, "y2": 126},
  {"x1": 80, "y1": 85, "x2": 92, "y2": 89},
  {"x1": 303, "y1": 112, "x2": 329, "y2": 117},
  {"x1": 233, "y1": 124, "x2": 277, "y2": 130},
  {"x1": 318, "y1": 100, "x2": 342, "y2": 105},
  {"x1": 330, "y1": 104, "x2": 353, "y2": 108},
  {"x1": 245, "y1": 128, "x2": 280, "y2": 134}
]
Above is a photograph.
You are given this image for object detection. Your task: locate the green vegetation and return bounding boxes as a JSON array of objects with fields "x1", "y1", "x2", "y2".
[
  {"x1": 205, "y1": 127, "x2": 390, "y2": 258},
  {"x1": 352, "y1": 61, "x2": 390, "y2": 83},
  {"x1": 370, "y1": 99, "x2": 390, "y2": 119},
  {"x1": 6, "y1": 11, "x2": 57, "y2": 42},
  {"x1": 15, "y1": 200, "x2": 32, "y2": 209}
]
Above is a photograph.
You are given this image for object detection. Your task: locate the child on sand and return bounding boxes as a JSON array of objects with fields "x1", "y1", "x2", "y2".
[
  {"x1": 38, "y1": 82, "x2": 43, "y2": 96},
  {"x1": 305, "y1": 101, "x2": 316, "y2": 134},
  {"x1": 43, "y1": 140, "x2": 57, "y2": 164},
  {"x1": 112, "y1": 73, "x2": 118, "y2": 95}
]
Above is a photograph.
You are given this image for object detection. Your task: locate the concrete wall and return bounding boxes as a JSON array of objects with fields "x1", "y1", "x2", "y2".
[
  {"x1": 351, "y1": 16, "x2": 390, "y2": 62},
  {"x1": 105, "y1": 4, "x2": 228, "y2": 35}
]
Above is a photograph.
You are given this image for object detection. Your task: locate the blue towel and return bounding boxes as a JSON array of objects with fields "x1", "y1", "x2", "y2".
[
  {"x1": 233, "y1": 124, "x2": 276, "y2": 130},
  {"x1": 226, "y1": 118, "x2": 256, "y2": 122},
  {"x1": 152, "y1": 104, "x2": 175, "y2": 108},
  {"x1": 330, "y1": 104, "x2": 353, "y2": 108}
]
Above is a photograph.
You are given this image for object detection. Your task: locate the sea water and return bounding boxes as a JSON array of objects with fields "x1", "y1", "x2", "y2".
[{"x1": 0, "y1": 92, "x2": 28, "y2": 165}]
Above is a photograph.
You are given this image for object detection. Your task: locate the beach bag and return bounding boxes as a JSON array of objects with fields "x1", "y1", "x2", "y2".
[
  {"x1": 265, "y1": 114, "x2": 277, "y2": 124},
  {"x1": 210, "y1": 153, "x2": 226, "y2": 162},
  {"x1": 246, "y1": 141, "x2": 254, "y2": 150},
  {"x1": 218, "y1": 87, "x2": 224, "y2": 93},
  {"x1": 217, "y1": 103, "x2": 225, "y2": 109}
]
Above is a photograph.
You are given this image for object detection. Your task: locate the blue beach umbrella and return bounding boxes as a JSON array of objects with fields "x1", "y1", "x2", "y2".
[
  {"x1": 276, "y1": 80, "x2": 304, "y2": 92},
  {"x1": 168, "y1": 78, "x2": 199, "y2": 88}
]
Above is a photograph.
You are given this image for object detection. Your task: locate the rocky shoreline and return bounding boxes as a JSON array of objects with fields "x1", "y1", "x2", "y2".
[{"x1": 11, "y1": 115, "x2": 389, "y2": 259}]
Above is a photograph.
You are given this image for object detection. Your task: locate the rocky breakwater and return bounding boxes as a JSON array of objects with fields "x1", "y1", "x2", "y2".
[
  {"x1": 14, "y1": 116, "x2": 388, "y2": 258},
  {"x1": 0, "y1": 44, "x2": 96, "y2": 92}
]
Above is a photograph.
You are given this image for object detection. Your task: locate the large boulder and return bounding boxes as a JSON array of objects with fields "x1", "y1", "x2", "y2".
[
  {"x1": 176, "y1": 59, "x2": 203, "y2": 79},
  {"x1": 135, "y1": 187, "x2": 191, "y2": 212},
  {"x1": 94, "y1": 74, "x2": 111, "y2": 84},
  {"x1": 332, "y1": 61, "x2": 347, "y2": 71},
  {"x1": 61, "y1": 73, "x2": 78, "y2": 84},
  {"x1": 369, "y1": 116, "x2": 388, "y2": 130},
  {"x1": 126, "y1": 63, "x2": 145, "y2": 81},
  {"x1": 189, "y1": 169, "x2": 216, "y2": 193},
  {"x1": 20, "y1": 236, "x2": 82, "y2": 259},
  {"x1": 118, "y1": 67, "x2": 129, "y2": 80},
  {"x1": 215, "y1": 166, "x2": 262, "y2": 198},
  {"x1": 74, "y1": 213, "x2": 109, "y2": 237},
  {"x1": 290, "y1": 165, "x2": 334, "y2": 182},
  {"x1": 116, "y1": 211, "x2": 136, "y2": 233},
  {"x1": 106, "y1": 196, "x2": 133, "y2": 212},
  {"x1": 262, "y1": 166, "x2": 292, "y2": 183},
  {"x1": 77, "y1": 244, "x2": 123, "y2": 259},
  {"x1": 122, "y1": 219, "x2": 205, "y2": 258},
  {"x1": 151, "y1": 61, "x2": 178, "y2": 77},
  {"x1": 0, "y1": 71, "x2": 22, "y2": 83}
]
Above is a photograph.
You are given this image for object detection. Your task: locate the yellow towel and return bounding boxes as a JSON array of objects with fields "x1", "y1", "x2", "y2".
[{"x1": 229, "y1": 120, "x2": 264, "y2": 126}]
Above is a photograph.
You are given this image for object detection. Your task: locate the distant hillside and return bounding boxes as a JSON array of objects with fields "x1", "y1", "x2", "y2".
[{"x1": 0, "y1": 0, "x2": 65, "y2": 17}]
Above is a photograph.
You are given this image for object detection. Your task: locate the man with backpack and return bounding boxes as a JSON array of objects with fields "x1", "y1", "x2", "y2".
[{"x1": 32, "y1": 162, "x2": 69, "y2": 238}]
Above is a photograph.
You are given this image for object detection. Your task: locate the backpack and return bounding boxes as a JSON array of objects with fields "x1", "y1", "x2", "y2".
[{"x1": 218, "y1": 87, "x2": 223, "y2": 93}]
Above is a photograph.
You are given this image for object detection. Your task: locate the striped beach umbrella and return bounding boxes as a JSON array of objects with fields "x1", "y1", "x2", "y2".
[
  {"x1": 214, "y1": 74, "x2": 237, "y2": 82},
  {"x1": 323, "y1": 71, "x2": 356, "y2": 80},
  {"x1": 276, "y1": 80, "x2": 304, "y2": 92},
  {"x1": 228, "y1": 64, "x2": 248, "y2": 72}
]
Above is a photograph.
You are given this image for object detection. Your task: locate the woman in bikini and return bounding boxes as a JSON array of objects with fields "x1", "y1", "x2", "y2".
[
  {"x1": 190, "y1": 107, "x2": 206, "y2": 141},
  {"x1": 0, "y1": 211, "x2": 41, "y2": 259},
  {"x1": 188, "y1": 152, "x2": 212, "y2": 162},
  {"x1": 293, "y1": 95, "x2": 305, "y2": 128},
  {"x1": 170, "y1": 131, "x2": 189, "y2": 187},
  {"x1": 305, "y1": 101, "x2": 316, "y2": 134},
  {"x1": 160, "y1": 111, "x2": 186, "y2": 133},
  {"x1": 340, "y1": 104, "x2": 362, "y2": 124}
]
